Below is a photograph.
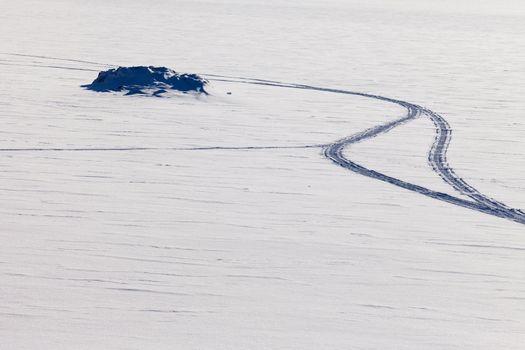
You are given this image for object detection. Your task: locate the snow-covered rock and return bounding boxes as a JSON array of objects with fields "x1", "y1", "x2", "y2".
[{"x1": 82, "y1": 66, "x2": 208, "y2": 95}]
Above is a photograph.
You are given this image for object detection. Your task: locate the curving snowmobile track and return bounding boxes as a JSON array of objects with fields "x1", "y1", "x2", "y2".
[
  {"x1": 208, "y1": 76, "x2": 525, "y2": 225},
  {"x1": 0, "y1": 53, "x2": 524, "y2": 225}
]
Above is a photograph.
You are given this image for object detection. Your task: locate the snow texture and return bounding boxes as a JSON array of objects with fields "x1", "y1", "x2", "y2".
[
  {"x1": 82, "y1": 66, "x2": 208, "y2": 95},
  {"x1": 1, "y1": 1, "x2": 525, "y2": 349}
]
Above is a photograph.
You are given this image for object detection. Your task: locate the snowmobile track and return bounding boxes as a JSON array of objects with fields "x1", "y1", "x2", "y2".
[
  {"x1": 1, "y1": 53, "x2": 523, "y2": 225},
  {"x1": 210, "y1": 77, "x2": 525, "y2": 225}
]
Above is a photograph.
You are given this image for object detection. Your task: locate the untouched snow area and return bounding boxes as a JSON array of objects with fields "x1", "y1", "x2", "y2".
[{"x1": 1, "y1": 0, "x2": 524, "y2": 349}]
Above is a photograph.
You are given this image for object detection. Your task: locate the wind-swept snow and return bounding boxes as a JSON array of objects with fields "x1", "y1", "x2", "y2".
[{"x1": 1, "y1": 1, "x2": 524, "y2": 349}]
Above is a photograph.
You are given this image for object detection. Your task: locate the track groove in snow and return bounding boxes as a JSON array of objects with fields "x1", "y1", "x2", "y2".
[
  {"x1": 1, "y1": 52, "x2": 523, "y2": 225},
  {"x1": 210, "y1": 76, "x2": 525, "y2": 225}
]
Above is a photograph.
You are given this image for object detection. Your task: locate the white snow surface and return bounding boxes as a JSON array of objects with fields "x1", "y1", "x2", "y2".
[{"x1": 1, "y1": 0, "x2": 524, "y2": 349}]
